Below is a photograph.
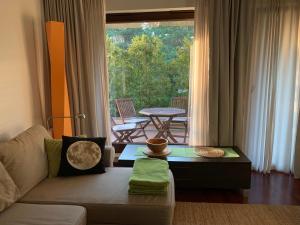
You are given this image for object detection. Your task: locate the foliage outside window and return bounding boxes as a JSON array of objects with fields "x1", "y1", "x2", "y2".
[{"x1": 106, "y1": 21, "x2": 194, "y2": 116}]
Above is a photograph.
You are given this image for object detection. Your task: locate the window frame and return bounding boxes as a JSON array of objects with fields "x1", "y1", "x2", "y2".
[
  {"x1": 106, "y1": 10, "x2": 194, "y2": 24},
  {"x1": 106, "y1": 11, "x2": 194, "y2": 151}
]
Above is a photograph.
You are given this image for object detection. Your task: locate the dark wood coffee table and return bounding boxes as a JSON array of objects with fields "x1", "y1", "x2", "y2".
[{"x1": 118, "y1": 144, "x2": 251, "y2": 189}]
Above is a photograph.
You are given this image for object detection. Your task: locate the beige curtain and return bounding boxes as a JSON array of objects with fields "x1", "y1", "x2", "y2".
[
  {"x1": 190, "y1": 0, "x2": 247, "y2": 146},
  {"x1": 207, "y1": 0, "x2": 241, "y2": 146},
  {"x1": 244, "y1": 0, "x2": 300, "y2": 173},
  {"x1": 295, "y1": 116, "x2": 300, "y2": 178},
  {"x1": 192, "y1": 0, "x2": 300, "y2": 177},
  {"x1": 43, "y1": 0, "x2": 111, "y2": 140},
  {"x1": 294, "y1": 15, "x2": 300, "y2": 178},
  {"x1": 233, "y1": 1, "x2": 255, "y2": 151}
]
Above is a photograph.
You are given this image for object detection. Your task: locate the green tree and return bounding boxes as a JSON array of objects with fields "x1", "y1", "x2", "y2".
[
  {"x1": 168, "y1": 37, "x2": 192, "y2": 97},
  {"x1": 125, "y1": 35, "x2": 171, "y2": 111},
  {"x1": 106, "y1": 25, "x2": 194, "y2": 61},
  {"x1": 106, "y1": 37, "x2": 127, "y2": 116}
]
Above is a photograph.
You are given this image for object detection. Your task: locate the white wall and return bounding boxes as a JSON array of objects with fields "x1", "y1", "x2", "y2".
[
  {"x1": 0, "y1": 0, "x2": 46, "y2": 140},
  {"x1": 106, "y1": 0, "x2": 195, "y2": 13}
]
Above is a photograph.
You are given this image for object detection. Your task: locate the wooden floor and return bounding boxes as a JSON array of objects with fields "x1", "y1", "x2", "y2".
[{"x1": 176, "y1": 171, "x2": 300, "y2": 205}]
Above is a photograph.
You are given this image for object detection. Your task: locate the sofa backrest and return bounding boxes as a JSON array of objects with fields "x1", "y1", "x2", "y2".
[{"x1": 0, "y1": 125, "x2": 52, "y2": 197}]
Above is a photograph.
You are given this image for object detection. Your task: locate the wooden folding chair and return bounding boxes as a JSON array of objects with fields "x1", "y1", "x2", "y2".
[
  {"x1": 115, "y1": 98, "x2": 150, "y2": 139},
  {"x1": 170, "y1": 96, "x2": 188, "y2": 143},
  {"x1": 111, "y1": 118, "x2": 137, "y2": 143},
  {"x1": 171, "y1": 96, "x2": 188, "y2": 112}
]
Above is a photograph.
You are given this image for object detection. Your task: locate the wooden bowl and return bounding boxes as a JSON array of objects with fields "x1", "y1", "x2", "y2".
[{"x1": 146, "y1": 138, "x2": 168, "y2": 153}]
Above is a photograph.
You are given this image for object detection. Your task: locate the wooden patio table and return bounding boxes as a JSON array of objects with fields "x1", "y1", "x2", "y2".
[{"x1": 139, "y1": 107, "x2": 185, "y2": 143}]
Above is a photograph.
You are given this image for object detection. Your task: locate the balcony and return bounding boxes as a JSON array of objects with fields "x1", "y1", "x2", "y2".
[{"x1": 111, "y1": 116, "x2": 188, "y2": 144}]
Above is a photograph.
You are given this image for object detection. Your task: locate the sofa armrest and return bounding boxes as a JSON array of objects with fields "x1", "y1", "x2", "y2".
[{"x1": 103, "y1": 145, "x2": 115, "y2": 167}]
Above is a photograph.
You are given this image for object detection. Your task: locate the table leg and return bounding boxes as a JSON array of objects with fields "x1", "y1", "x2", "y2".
[
  {"x1": 150, "y1": 116, "x2": 177, "y2": 143},
  {"x1": 164, "y1": 117, "x2": 178, "y2": 143},
  {"x1": 114, "y1": 132, "x2": 124, "y2": 143},
  {"x1": 149, "y1": 116, "x2": 167, "y2": 139},
  {"x1": 122, "y1": 130, "x2": 135, "y2": 143}
]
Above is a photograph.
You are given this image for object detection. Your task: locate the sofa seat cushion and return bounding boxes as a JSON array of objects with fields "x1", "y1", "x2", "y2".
[
  {"x1": 0, "y1": 203, "x2": 86, "y2": 225},
  {"x1": 20, "y1": 167, "x2": 175, "y2": 225}
]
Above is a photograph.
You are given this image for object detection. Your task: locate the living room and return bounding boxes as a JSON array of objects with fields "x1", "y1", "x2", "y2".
[{"x1": 0, "y1": 0, "x2": 300, "y2": 225}]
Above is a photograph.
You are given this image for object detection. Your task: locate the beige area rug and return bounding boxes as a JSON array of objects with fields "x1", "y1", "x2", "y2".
[{"x1": 173, "y1": 202, "x2": 300, "y2": 225}]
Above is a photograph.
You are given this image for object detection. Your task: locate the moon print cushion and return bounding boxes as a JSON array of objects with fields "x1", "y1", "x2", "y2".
[{"x1": 58, "y1": 136, "x2": 106, "y2": 176}]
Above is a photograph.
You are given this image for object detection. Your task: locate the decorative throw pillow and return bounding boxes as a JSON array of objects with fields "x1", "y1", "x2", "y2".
[
  {"x1": 45, "y1": 135, "x2": 87, "y2": 178},
  {"x1": 45, "y1": 139, "x2": 62, "y2": 178},
  {"x1": 58, "y1": 136, "x2": 106, "y2": 176},
  {"x1": 0, "y1": 162, "x2": 20, "y2": 212}
]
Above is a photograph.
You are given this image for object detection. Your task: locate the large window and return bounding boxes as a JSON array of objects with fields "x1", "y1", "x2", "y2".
[
  {"x1": 106, "y1": 17, "x2": 194, "y2": 144},
  {"x1": 107, "y1": 20, "x2": 194, "y2": 114}
]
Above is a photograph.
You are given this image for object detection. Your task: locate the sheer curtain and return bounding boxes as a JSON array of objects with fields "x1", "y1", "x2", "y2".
[
  {"x1": 43, "y1": 0, "x2": 111, "y2": 140},
  {"x1": 245, "y1": 0, "x2": 300, "y2": 173},
  {"x1": 189, "y1": 0, "x2": 210, "y2": 146}
]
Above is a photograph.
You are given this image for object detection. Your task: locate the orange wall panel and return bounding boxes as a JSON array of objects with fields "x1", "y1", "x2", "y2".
[{"x1": 46, "y1": 21, "x2": 72, "y2": 138}]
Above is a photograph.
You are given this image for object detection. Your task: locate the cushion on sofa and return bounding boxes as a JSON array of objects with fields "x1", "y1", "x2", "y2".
[
  {"x1": 45, "y1": 138, "x2": 62, "y2": 178},
  {"x1": 0, "y1": 203, "x2": 86, "y2": 225},
  {"x1": 0, "y1": 125, "x2": 52, "y2": 197},
  {"x1": 45, "y1": 138, "x2": 115, "y2": 178},
  {"x1": 102, "y1": 145, "x2": 115, "y2": 167},
  {"x1": 0, "y1": 162, "x2": 20, "y2": 212},
  {"x1": 21, "y1": 167, "x2": 175, "y2": 225},
  {"x1": 58, "y1": 136, "x2": 106, "y2": 177}
]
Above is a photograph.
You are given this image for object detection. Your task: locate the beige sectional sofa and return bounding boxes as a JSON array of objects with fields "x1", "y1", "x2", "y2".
[{"x1": 0, "y1": 125, "x2": 175, "y2": 225}]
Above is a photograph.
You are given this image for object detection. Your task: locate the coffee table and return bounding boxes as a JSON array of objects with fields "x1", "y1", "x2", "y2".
[{"x1": 118, "y1": 144, "x2": 251, "y2": 189}]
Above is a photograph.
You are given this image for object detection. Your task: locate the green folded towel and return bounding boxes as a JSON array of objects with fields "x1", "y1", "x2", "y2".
[
  {"x1": 129, "y1": 158, "x2": 170, "y2": 187},
  {"x1": 129, "y1": 158, "x2": 170, "y2": 195},
  {"x1": 129, "y1": 186, "x2": 168, "y2": 195},
  {"x1": 129, "y1": 183, "x2": 167, "y2": 190}
]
